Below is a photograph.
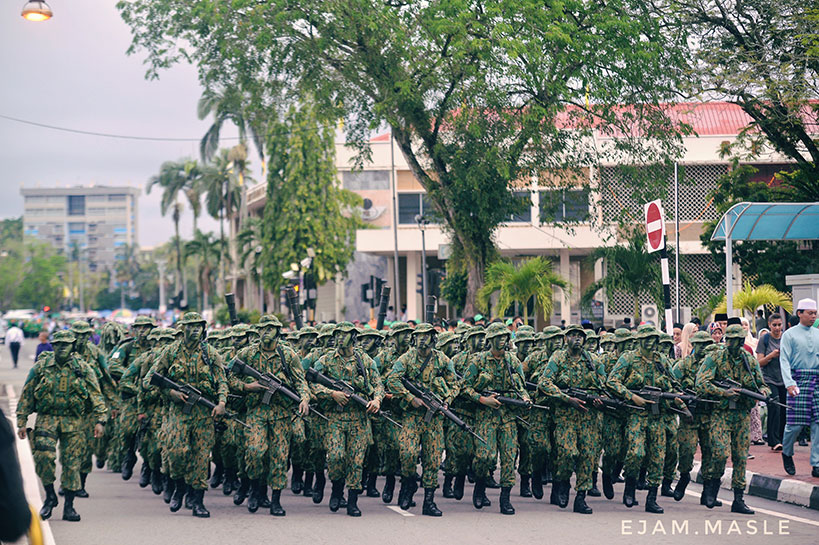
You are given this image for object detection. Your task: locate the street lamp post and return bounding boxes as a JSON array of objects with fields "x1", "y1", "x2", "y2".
[
  {"x1": 157, "y1": 260, "x2": 167, "y2": 314},
  {"x1": 255, "y1": 245, "x2": 263, "y2": 314},
  {"x1": 415, "y1": 214, "x2": 429, "y2": 320}
]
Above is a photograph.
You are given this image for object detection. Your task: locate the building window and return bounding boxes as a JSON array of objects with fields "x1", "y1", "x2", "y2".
[
  {"x1": 68, "y1": 222, "x2": 85, "y2": 235},
  {"x1": 508, "y1": 191, "x2": 532, "y2": 223},
  {"x1": 108, "y1": 194, "x2": 126, "y2": 202},
  {"x1": 67, "y1": 195, "x2": 85, "y2": 216},
  {"x1": 342, "y1": 170, "x2": 390, "y2": 190},
  {"x1": 397, "y1": 193, "x2": 441, "y2": 225},
  {"x1": 538, "y1": 189, "x2": 590, "y2": 222}
]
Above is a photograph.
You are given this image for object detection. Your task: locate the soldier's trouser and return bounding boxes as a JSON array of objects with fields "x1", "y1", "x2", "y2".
[
  {"x1": 326, "y1": 414, "x2": 371, "y2": 490},
  {"x1": 220, "y1": 417, "x2": 241, "y2": 471},
  {"x1": 526, "y1": 410, "x2": 551, "y2": 473},
  {"x1": 306, "y1": 415, "x2": 328, "y2": 473},
  {"x1": 677, "y1": 413, "x2": 712, "y2": 474},
  {"x1": 290, "y1": 415, "x2": 310, "y2": 470},
  {"x1": 553, "y1": 407, "x2": 599, "y2": 491},
  {"x1": 32, "y1": 414, "x2": 85, "y2": 491},
  {"x1": 474, "y1": 413, "x2": 518, "y2": 488},
  {"x1": 601, "y1": 413, "x2": 627, "y2": 475},
  {"x1": 140, "y1": 413, "x2": 163, "y2": 470},
  {"x1": 707, "y1": 409, "x2": 750, "y2": 489},
  {"x1": 106, "y1": 414, "x2": 122, "y2": 468},
  {"x1": 444, "y1": 414, "x2": 475, "y2": 476},
  {"x1": 211, "y1": 425, "x2": 224, "y2": 467},
  {"x1": 373, "y1": 414, "x2": 400, "y2": 475},
  {"x1": 399, "y1": 412, "x2": 444, "y2": 489},
  {"x1": 517, "y1": 420, "x2": 531, "y2": 475},
  {"x1": 623, "y1": 414, "x2": 666, "y2": 487},
  {"x1": 244, "y1": 406, "x2": 292, "y2": 490},
  {"x1": 80, "y1": 414, "x2": 95, "y2": 474},
  {"x1": 662, "y1": 413, "x2": 678, "y2": 480},
  {"x1": 166, "y1": 408, "x2": 215, "y2": 490},
  {"x1": 118, "y1": 400, "x2": 139, "y2": 459}
]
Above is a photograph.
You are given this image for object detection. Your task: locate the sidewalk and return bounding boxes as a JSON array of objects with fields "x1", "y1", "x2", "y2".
[{"x1": 694, "y1": 442, "x2": 819, "y2": 510}]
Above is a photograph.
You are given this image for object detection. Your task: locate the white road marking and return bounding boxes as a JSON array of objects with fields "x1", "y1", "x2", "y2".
[
  {"x1": 683, "y1": 489, "x2": 819, "y2": 528},
  {"x1": 6, "y1": 383, "x2": 57, "y2": 545},
  {"x1": 386, "y1": 505, "x2": 415, "y2": 517}
]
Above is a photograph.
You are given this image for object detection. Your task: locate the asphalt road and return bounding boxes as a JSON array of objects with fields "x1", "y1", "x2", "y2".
[{"x1": 4, "y1": 341, "x2": 819, "y2": 545}]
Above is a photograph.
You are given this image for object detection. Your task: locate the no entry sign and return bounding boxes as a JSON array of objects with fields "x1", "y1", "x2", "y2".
[{"x1": 644, "y1": 200, "x2": 666, "y2": 253}]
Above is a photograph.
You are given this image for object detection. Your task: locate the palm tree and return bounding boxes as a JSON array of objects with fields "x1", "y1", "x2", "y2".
[
  {"x1": 477, "y1": 257, "x2": 568, "y2": 324},
  {"x1": 715, "y1": 282, "x2": 793, "y2": 332},
  {"x1": 237, "y1": 217, "x2": 264, "y2": 284},
  {"x1": 184, "y1": 230, "x2": 226, "y2": 311},
  {"x1": 197, "y1": 87, "x2": 267, "y2": 166}
]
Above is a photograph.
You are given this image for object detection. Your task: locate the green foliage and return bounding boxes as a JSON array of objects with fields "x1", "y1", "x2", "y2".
[
  {"x1": 11, "y1": 242, "x2": 66, "y2": 310},
  {"x1": 0, "y1": 217, "x2": 22, "y2": 245},
  {"x1": 441, "y1": 269, "x2": 468, "y2": 316},
  {"x1": 260, "y1": 100, "x2": 362, "y2": 294},
  {"x1": 478, "y1": 257, "x2": 568, "y2": 322},
  {"x1": 714, "y1": 282, "x2": 793, "y2": 332},
  {"x1": 213, "y1": 305, "x2": 261, "y2": 326}
]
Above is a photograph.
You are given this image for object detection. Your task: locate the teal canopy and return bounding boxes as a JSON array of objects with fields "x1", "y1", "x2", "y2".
[{"x1": 711, "y1": 202, "x2": 819, "y2": 241}]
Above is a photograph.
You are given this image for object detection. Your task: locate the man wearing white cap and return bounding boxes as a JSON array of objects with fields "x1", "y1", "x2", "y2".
[{"x1": 780, "y1": 298, "x2": 819, "y2": 477}]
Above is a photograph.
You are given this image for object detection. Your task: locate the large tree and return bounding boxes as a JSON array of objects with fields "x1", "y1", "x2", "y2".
[{"x1": 120, "y1": 0, "x2": 691, "y2": 313}]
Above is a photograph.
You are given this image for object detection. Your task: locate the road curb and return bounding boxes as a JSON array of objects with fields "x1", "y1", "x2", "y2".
[{"x1": 693, "y1": 461, "x2": 819, "y2": 511}]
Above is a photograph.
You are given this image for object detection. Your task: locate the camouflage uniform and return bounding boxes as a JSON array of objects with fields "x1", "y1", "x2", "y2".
[
  {"x1": 511, "y1": 326, "x2": 536, "y2": 492},
  {"x1": 600, "y1": 329, "x2": 633, "y2": 497},
  {"x1": 289, "y1": 326, "x2": 319, "y2": 495},
  {"x1": 696, "y1": 324, "x2": 769, "y2": 512},
  {"x1": 658, "y1": 333, "x2": 680, "y2": 495},
  {"x1": 357, "y1": 327, "x2": 386, "y2": 496}
]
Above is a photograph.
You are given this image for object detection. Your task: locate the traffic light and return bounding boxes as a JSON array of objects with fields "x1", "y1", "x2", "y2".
[{"x1": 416, "y1": 273, "x2": 424, "y2": 294}]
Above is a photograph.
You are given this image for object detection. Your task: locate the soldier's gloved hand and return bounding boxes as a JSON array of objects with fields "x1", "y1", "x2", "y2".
[
  {"x1": 410, "y1": 396, "x2": 426, "y2": 409},
  {"x1": 567, "y1": 397, "x2": 587, "y2": 411},
  {"x1": 630, "y1": 394, "x2": 647, "y2": 407},
  {"x1": 366, "y1": 399, "x2": 381, "y2": 414},
  {"x1": 244, "y1": 381, "x2": 266, "y2": 393},
  {"x1": 298, "y1": 399, "x2": 310, "y2": 416},
  {"x1": 212, "y1": 401, "x2": 226, "y2": 418},
  {"x1": 479, "y1": 394, "x2": 502, "y2": 409},
  {"x1": 331, "y1": 390, "x2": 350, "y2": 406},
  {"x1": 169, "y1": 390, "x2": 189, "y2": 404},
  {"x1": 94, "y1": 423, "x2": 105, "y2": 438}
]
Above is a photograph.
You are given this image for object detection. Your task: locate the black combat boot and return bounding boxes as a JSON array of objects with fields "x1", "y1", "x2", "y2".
[
  {"x1": 76, "y1": 473, "x2": 90, "y2": 498},
  {"x1": 549, "y1": 481, "x2": 559, "y2": 505},
  {"x1": 291, "y1": 465, "x2": 304, "y2": 494},
  {"x1": 573, "y1": 489, "x2": 593, "y2": 514},
  {"x1": 636, "y1": 467, "x2": 648, "y2": 490},
  {"x1": 519, "y1": 475, "x2": 532, "y2": 498},
  {"x1": 472, "y1": 479, "x2": 486, "y2": 510},
  {"x1": 269, "y1": 489, "x2": 286, "y2": 516},
  {"x1": 557, "y1": 480, "x2": 570, "y2": 509},
  {"x1": 704, "y1": 478, "x2": 718, "y2": 509},
  {"x1": 531, "y1": 470, "x2": 543, "y2": 500},
  {"x1": 96, "y1": 457, "x2": 105, "y2": 469},
  {"x1": 39, "y1": 483, "x2": 58, "y2": 520},
  {"x1": 588, "y1": 472, "x2": 601, "y2": 497},
  {"x1": 209, "y1": 462, "x2": 224, "y2": 489},
  {"x1": 329, "y1": 480, "x2": 345, "y2": 512},
  {"x1": 699, "y1": 478, "x2": 722, "y2": 507},
  {"x1": 453, "y1": 474, "x2": 466, "y2": 500},
  {"x1": 399, "y1": 477, "x2": 417, "y2": 511},
  {"x1": 313, "y1": 471, "x2": 326, "y2": 504},
  {"x1": 644, "y1": 486, "x2": 664, "y2": 514},
  {"x1": 661, "y1": 477, "x2": 675, "y2": 497},
  {"x1": 542, "y1": 467, "x2": 553, "y2": 484},
  {"x1": 121, "y1": 442, "x2": 137, "y2": 480},
  {"x1": 222, "y1": 468, "x2": 236, "y2": 496},
  {"x1": 169, "y1": 479, "x2": 186, "y2": 512},
  {"x1": 486, "y1": 472, "x2": 500, "y2": 489},
  {"x1": 247, "y1": 479, "x2": 262, "y2": 513},
  {"x1": 162, "y1": 475, "x2": 174, "y2": 504},
  {"x1": 62, "y1": 490, "x2": 80, "y2": 522},
  {"x1": 184, "y1": 485, "x2": 195, "y2": 510},
  {"x1": 302, "y1": 471, "x2": 314, "y2": 497},
  {"x1": 347, "y1": 489, "x2": 362, "y2": 517},
  {"x1": 259, "y1": 483, "x2": 271, "y2": 508},
  {"x1": 422, "y1": 488, "x2": 442, "y2": 516},
  {"x1": 731, "y1": 488, "x2": 754, "y2": 514},
  {"x1": 191, "y1": 489, "x2": 210, "y2": 518},
  {"x1": 602, "y1": 472, "x2": 614, "y2": 500},
  {"x1": 623, "y1": 476, "x2": 637, "y2": 508},
  {"x1": 499, "y1": 487, "x2": 515, "y2": 515},
  {"x1": 442, "y1": 474, "x2": 454, "y2": 498},
  {"x1": 673, "y1": 472, "x2": 690, "y2": 501},
  {"x1": 151, "y1": 468, "x2": 163, "y2": 495},
  {"x1": 382, "y1": 474, "x2": 396, "y2": 503},
  {"x1": 366, "y1": 473, "x2": 380, "y2": 497},
  {"x1": 233, "y1": 477, "x2": 250, "y2": 505}
]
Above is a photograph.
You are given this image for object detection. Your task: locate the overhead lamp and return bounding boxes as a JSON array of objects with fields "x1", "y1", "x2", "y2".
[{"x1": 21, "y1": 0, "x2": 53, "y2": 21}]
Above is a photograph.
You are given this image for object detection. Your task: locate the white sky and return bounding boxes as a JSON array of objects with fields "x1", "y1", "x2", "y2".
[{"x1": 0, "y1": 1, "x2": 259, "y2": 246}]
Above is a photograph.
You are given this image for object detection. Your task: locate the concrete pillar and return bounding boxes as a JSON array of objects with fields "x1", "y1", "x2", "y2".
[
  {"x1": 559, "y1": 248, "x2": 570, "y2": 322},
  {"x1": 406, "y1": 252, "x2": 421, "y2": 321}
]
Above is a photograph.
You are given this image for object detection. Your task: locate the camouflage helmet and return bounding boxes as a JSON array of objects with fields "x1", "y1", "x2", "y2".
[
  {"x1": 454, "y1": 322, "x2": 470, "y2": 336},
  {"x1": 613, "y1": 328, "x2": 633, "y2": 344},
  {"x1": 601, "y1": 332, "x2": 616, "y2": 344},
  {"x1": 208, "y1": 328, "x2": 225, "y2": 340},
  {"x1": 133, "y1": 315, "x2": 157, "y2": 328},
  {"x1": 724, "y1": 324, "x2": 746, "y2": 339},
  {"x1": 334, "y1": 321, "x2": 357, "y2": 334},
  {"x1": 52, "y1": 330, "x2": 76, "y2": 344},
  {"x1": 463, "y1": 325, "x2": 486, "y2": 340},
  {"x1": 297, "y1": 326, "x2": 319, "y2": 338},
  {"x1": 541, "y1": 326, "x2": 564, "y2": 340},
  {"x1": 412, "y1": 323, "x2": 436, "y2": 335},
  {"x1": 435, "y1": 330, "x2": 457, "y2": 349},
  {"x1": 635, "y1": 324, "x2": 660, "y2": 339},
  {"x1": 70, "y1": 320, "x2": 92, "y2": 334},
  {"x1": 390, "y1": 322, "x2": 412, "y2": 334},
  {"x1": 258, "y1": 314, "x2": 283, "y2": 329},
  {"x1": 358, "y1": 327, "x2": 383, "y2": 338},
  {"x1": 659, "y1": 332, "x2": 674, "y2": 345},
  {"x1": 484, "y1": 322, "x2": 511, "y2": 341},
  {"x1": 147, "y1": 327, "x2": 163, "y2": 341},
  {"x1": 515, "y1": 326, "x2": 536, "y2": 342},
  {"x1": 584, "y1": 329, "x2": 599, "y2": 340},
  {"x1": 179, "y1": 312, "x2": 207, "y2": 325},
  {"x1": 159, "y1": 328, "x2": 178, "y2": 341},
  {"x1": 690, "y1": 331, "x2": 713, "y2": 344},
  {"x1": 317, "y1": 324, "x2": 336, "y2": 338},
  {"x1": 563, "y1": 324, "x2": 587, "y2": 338},
  {"x1": 231, "y1": 324, "x2": 251, "y2": 337}
]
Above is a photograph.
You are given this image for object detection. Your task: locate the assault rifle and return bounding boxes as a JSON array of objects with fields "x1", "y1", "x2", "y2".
[
  {"x1": 563, "y1": 387, "x2": 644, "y2": 411},
  {"x1": 305, "y1": 367, "x2": 402, "y2": 428},
  {"x1": 629, "y1": 386, "x2": 693, "y2": 417},
  {"x1": 711, "y1": 379, "x2": 788, "y2": 409},
  {"x1": 400, "y1": 377, "x2": 487, "y2": 446},
  {"x1": 482, "y1": 390, "x2": 550, "y2": 411},
  {"x1": 149, "y1": 372, "x2": 249, "y2": 428},
  {"x1": 230, "y1": 359, "x2": 328, "y2": 421}
]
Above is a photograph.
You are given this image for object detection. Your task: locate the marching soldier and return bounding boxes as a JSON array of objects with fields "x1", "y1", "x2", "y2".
[
  {"x1": 290, "y1": 326, "x2": 318, "y2": 495},
  {"x1": 512, "y1": 326, "x2": 536, "y2": 497},
  {"x1": 600, "y1": 329, "x2": 633, "y2": 500},
  {"x1": 358, "y1": 327, "x2": 386, "y2": 497}
]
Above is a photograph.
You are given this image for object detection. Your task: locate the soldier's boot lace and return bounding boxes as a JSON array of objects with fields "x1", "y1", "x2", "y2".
[
  {"x1": 151, "y1": 468, "x2": 164, "y2": 495},
  {"x1": 209, "y1": 462, "x2": 224, "y2": 489},
  {"x1": 329, "y1": 480, "x2": 345, "y2": 512},
  {"x1": 62, "y1": 490, "x2": 81, "y2": 522},
  {"x1": 222, "y1": 468, "x2": 236, "y2": 496},
  {"x1": 673, "y1": 472, "x2": 690, "y2": 501},
  {"x1": 169, "y1": 479, "x2": 186, "y2": 512},
  {"x1": 588, "y1": 471, "x2": 601, "y2": 497},
  {"x1": 346, "y1": 489, "x2": 362, "y2": 517},
  {"x1": 291, "y1": 465, "x2": 304, "y2": 495},
  {"x1": 660, "y1": 477, "x2": 675, "y2": 497},
  {"x1": 531, "y1": 470, "x2": 543, "y2": 500},
  {"x1": 731, "y1": 488, "x2": 754, "y2": 515},
  {"x1": 162, "y1": 474, "x2": 174, "y2": 504},
  {"x1": 312, "y1": 471, "x2": 326, "y2": 504},
  {"x1": 557, "y1": 480, "x2": 570, "y2": 509},
  {"x1": 472, "y1": 478, "x2": 485, "y2": 510},
  {"x1": 40, "y1": 483, "x2": 58, "y2": 520},
  {"x1": 422, "y1": 488, "x2": 442, "y2": 517},
  {"x1": 302, "y1": 471, "x2": 315, "y2": 497},
  {"x1": 233, "y1": 477, "x2": 250, "y2": 505},
  {"x1": 573, "y1": 489, "x2": 593, "y2": 514},
  {"x1": 644, "y1": 486, "x2": 664, "y2": 514},
  {"x1": 247, "y1": 479, "x2": 262, "y2": 513},
  {"x1": 499, "y1": 487, "x2": 515, "y2": 515},
  {"x1": 623, "y1": 476, "x2": 637, "y2": 508},
  {"x1": 442, "y1": 474, "x2": 454, "y2": 498},
  {"x1": 184, "y1": 485, "x2": 195, "y2": 510},
  {"x1": 452, "y1": 475, "x2": 466, "y2": 501},
  {"x1": 602, "y1": 472, "x2": 614, "y2": 500},
  {"x1": 519, "y1": 475, "x2": 532, "y2": 498},
  {"x1": 191, "y1": 489, "x2": 210, "y2": 518},
  {"x1": 269, "y1": 489, "x2": 286, "y2": 517},
  {"x1": 636, "y1": 467, "x2": 648, "y2": 490},
  {"x1": 381, "y1": 474, "x2": 396, "y2": 503}
]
